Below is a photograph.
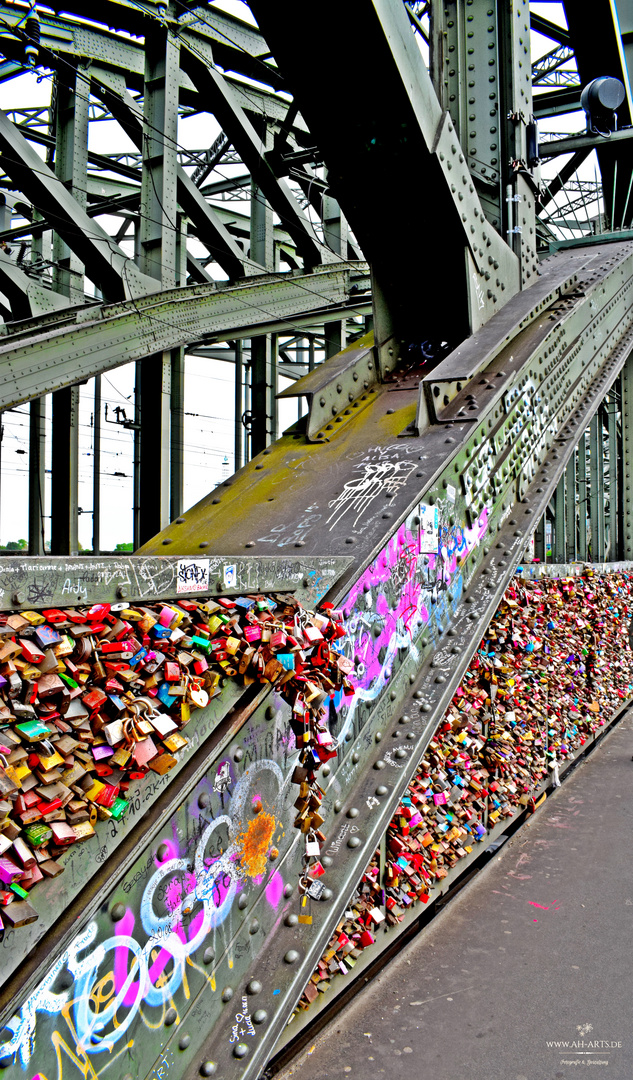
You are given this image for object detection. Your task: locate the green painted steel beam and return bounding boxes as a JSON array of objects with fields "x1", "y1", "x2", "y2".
[
  {"x1": 539, "y1": 125, "x2": 633, "y2": 158},
  {"x1": 0, "y1": 108, "x2": 160, "y2": 301},
  {"x1": 0, "y1": 3, "x2": 303, "y2": 124},
  {"x1": 0, "y1": 264, "x2": 369, "y2": 411}
]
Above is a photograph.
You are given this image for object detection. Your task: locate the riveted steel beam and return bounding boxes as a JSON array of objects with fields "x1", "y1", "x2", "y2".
[
  {"x1": 620, "y1": 352, "x2": 633, "y2": 557},
  {"x1": 0, "y1": 249, "x2": 69, "y2": 319},
  {"x1": 530, "y1": 13, "x2": 571, "y2": 45},
  {"x1": 250, "y1": 0, "x2": 519, "y2": 347},
  {"x1": 590, "y1": 409, "x2": 606, "y2": 560},
  {"x1": 0, "y1": 109, "x2": 160, "y2": 301},
  {"x1": 533, "y1": 87, "x2": 582, "y2": 118},
  {"x1": 564, "y1": 0, "x2": 633, "y2": 228},
  {"x1": 0, "y1": 265, "x2": 369, "y2": 411},
  {"x1": 0, "y1": 2, "x2": 303, "y2": 126},
  {"x1": 278, "y1": 331, "x2": 378, "y2": 441},
  {"x1": 539, "y1": 126, "x2": 633, "y2": 159},
  {"x1": 51, "y1": 65, "x2": 89, "y2": 304},
  {"x1": 27, "y1": 397, "x2": 46, "y2": 555},
  {"x1": 88, "y1": 70, "x2": 259, "y2": 281},
  {"x1": 180, "y1": 46, "x2": 330, "y2": 270},
  {"x1": 578, "y1": 428, "x2": 589, "y2": 560},
  {"x1": 607, "y1": 390, "x2": 620, "y2": 557},
  {"x1": 565, "y1": 451, "x2": 577, "y2": 561},
  {"x1": 553, "y1": 473, "x2": 566, "y2": 561},
  {"x1": 0, "y1": 554, "x2": 353, "y2": 612},
  {"x1": 50, "y1": 385, "x2": 79, "y2": 555}
]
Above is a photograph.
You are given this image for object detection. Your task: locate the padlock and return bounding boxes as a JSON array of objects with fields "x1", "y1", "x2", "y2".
[{"x1": 305, "y1": 832, "x2": 320, "y2": 858}]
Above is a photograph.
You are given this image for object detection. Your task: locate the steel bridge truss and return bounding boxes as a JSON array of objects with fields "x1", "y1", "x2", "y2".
[{"x1": 0, "y1": 4, "x2": 633, "y2": 1080}]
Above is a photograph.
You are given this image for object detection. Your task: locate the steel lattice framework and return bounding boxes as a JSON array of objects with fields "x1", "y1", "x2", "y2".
[{"x1": 1, "y1": 4, "x2": 633, "y2": 1080}]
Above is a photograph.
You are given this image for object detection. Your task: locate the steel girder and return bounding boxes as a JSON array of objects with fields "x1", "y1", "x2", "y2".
[
  {"x1": 0, "y1": 108, "x2": 160, "y2": 301},
  {"x1": 0, "y1": 0, "x2": 303, "y2": 127},
  {"x1": 249, "y1": 0, "x2": 523, "y2": 352},
  {"x1": 0, "y1": 248, "x2": 70, "y2": 319},
  {"x1": 563, "y1": 0, "x2": 633, "y2": 229},
  {"x1": 89, "y1": 69, "x2": 259, "y2": 281},
  {"x1": 0, "y1": 265, "x2": 370, "y2": 411}
]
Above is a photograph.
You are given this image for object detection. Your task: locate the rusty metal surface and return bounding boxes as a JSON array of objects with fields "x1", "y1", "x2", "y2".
[{"x1": 3, "y1": 240, "x2": 633, "y2": 1080}]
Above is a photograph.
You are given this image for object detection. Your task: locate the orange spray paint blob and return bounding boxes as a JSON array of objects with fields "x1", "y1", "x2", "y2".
[{"x1": 236, "y1": 812, "x2": 276, "y2": 877}]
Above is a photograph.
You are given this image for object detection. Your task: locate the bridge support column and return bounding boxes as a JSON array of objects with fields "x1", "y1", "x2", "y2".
[
  {"x1": 565, "y1": 451, "x2": 577, "y2": 562},
  {"x1": 578, "y1": 430, "x2": 589, "y2": 560},
  {"x1": 134, "y1": 25, "x2": 180, "y2": 547},
  {"x1": 323, "y1": 193, "x2": 347, "y2": 359},
  {"x1": 534, "y1": 513, "x2": 546, "y2": 562},
  {"x1": 621, "y1": 352, "x2": 633, "y2": 558},
  {"x1": 590, "y1": 410, "x2": 606, "y2": 561},
  {"x1": 234, "y1": 341, "x2": 244, "y2": 472},
  {"x1": 249, "y1": 121, "x2": 277, "y2": 456},
  {"x1": 51, "y1": 386, "x2": 79, "y2": 555},
  {"x1": 553, "y1": 474, "x2": 566, "y2": 563},
  {"x1": 607, "y1": 388, "x2": 619, "y2": 559},
  {"x1": 50, "y1": 64, "x2": 88, "y2": 554},
  {"x1": 28, "y1": 397, "x2": 47, "y2": 556},
  {"x1": 250, "y1": 334, "x2": 278, "y2": 456}
]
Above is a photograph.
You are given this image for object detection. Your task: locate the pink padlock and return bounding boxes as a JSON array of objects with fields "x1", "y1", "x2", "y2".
[{"x1": 159, "y1": 606, "x2": 175, "y2": 627}]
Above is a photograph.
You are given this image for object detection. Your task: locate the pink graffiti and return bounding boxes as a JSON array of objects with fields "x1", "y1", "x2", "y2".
[
  {"x1": 164, "y1": 872, "x2": 198, "y2": 913},
  {"x1": 113, "y1": 908, "x2": 136, "y2": 1000},
  {"x1": 339, "y1": 509, "x2": 489, "y2": 707},
  {"x1": 114, "y1": 906, "x2": 206, "y2": 1008},
  {"x1": 265, "y1": 870, "x2": 284, "y2": 907}
]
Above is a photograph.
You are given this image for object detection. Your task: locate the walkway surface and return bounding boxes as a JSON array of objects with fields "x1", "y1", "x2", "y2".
[{"x1": 276, "y1": 710, "x2": 633, "y2": 1080}]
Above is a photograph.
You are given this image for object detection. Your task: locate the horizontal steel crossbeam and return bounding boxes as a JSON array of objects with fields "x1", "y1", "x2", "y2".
[{"x1": 0, "y1": 265, "x2": 370, "y2": 410}]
